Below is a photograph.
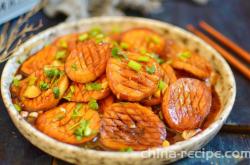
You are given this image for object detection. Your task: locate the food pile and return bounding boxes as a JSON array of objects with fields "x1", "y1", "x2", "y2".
[{"x1": 10, "y1": 27, "x2": 218, "y2": 151}]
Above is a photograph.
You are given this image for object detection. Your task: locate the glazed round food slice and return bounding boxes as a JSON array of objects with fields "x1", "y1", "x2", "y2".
[
  {"x1": 141, "y1": 63, "x2": 177, "y2": 106},
  {"x1": 120, "y1": 28, "x2": 166, "y2": 57},
  {"x1": 36, "y1": 102, "x2": 100, "y2": 144},
  {"x1": 64, "y1": 75, "x2": 110, "y2": 102},
  {"x1": 100, "y1": 103, "x2": 166, "y2": 151},
  {"x1": 170, "y1": 51, "x2": 212, "y2": 79},
  {"x1": 65, "y1": 41, "x2": 111, "y2": 83},
  {"x1": 162, "y1": 78, "x2": 212, "y2": 132},
  {"x1": 17, "y1": 67, "x2": 69, "y2": 111},
  {"x1": 20, "y1": 45, "x2": 58, "y2": 75},
  {"x1": 106, "y1": 52, "x2": 162, "y2": 101}
]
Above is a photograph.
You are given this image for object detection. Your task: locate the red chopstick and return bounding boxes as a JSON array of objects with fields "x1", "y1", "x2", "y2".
[
  {"x1": 199, "y1": 21, "x2": 250, "y2": 63},
  {"x1": 186, "y1": 24, "x2": 250, "y2": 80}
]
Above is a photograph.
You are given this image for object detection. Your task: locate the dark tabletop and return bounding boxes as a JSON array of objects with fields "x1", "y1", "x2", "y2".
[{"x1": 0, "y1": 0, "x2": 249, "y2": 165}]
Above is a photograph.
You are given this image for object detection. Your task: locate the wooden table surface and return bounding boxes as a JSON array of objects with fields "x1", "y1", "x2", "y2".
[{"x1": 0, "y1": 0, "x2": 249, "y2": 164}]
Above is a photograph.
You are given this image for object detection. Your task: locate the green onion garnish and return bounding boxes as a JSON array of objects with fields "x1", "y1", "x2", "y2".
[
  {"x1": 120, "y1": 147, "x2": 133, "y2": 152},
  {"x1": 53, "y1": 87, "x2": 60, "y2": 99},
  {"x1": 59, "y1": 40, "x2": 67, "y2": 48},
  {"x1": 140, "y1": 49, "x2": 147, "y2": 54},
  {"x1": 88, "y1": 99, "x2": 99, "y2": 110},
  {"x1": 111, "y1": 47, "x2": 128, "y2": 60},
  {"x1": 120, "y1": 42, "x2": 128, "y2": 49},
  {"x1": 14, "y1": 104, "x2": 21, "y2": 112},
  {"x1": 85, "y1": 82, "x2": 102, "y2": 91},
  {"x1": 158, "y1": 80, "x2": 166, "y2": 91},
  {"x1": 89, "y1": 27, "x2": 102, "y2": 36},
  {"x1": 78, "y1": 33, "x2": 88, "y2": 41},
  {"x1": 111, "y1": 47, "x2": 119, "y2": 58},
  {"x1": 178, "y1": 51, "x2": 191, "y2": 60},
  {"x1": 148, "y1": 53, "x2": 164, "y2": 64},
  {"x1": 39, "y1": 81, "x2": 49, "y2": 90},
  {"x1": 146, "y1": 65, "x2": 156, "y2": 74},
  {"x1": 55, "y1": 51, "x2": 66, "y2": 60},
  {"x1": 12, "y1": 75, "x2": 22, "y2": 87},
  {"x1": 71, "y1": 64, "x2": 78, "y2": 71},
  {"x1": 71, "y1": 103, "x2": 83, "y2": 119},
  {"x1": 64, "y1": 85, "x2": 75, "y2": 101},
  {"x1": 44, "y1": 68, "x2": 61, "y2": 79},
  {"x1": 137, "y1": 56, "x2": 150, "y2": 62},
  {"x1": 128, "y1": 60, "x2": 142, "y2": 72},
  {"x1": 73, "y1": 120, "x2": 93, "y2": 140},
  {"x1": 152, "y1": 36, "x2": 160, "y2": 44}
]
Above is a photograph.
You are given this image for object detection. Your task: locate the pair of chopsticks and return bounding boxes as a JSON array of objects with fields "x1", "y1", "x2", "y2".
[{"x1": 186, "y1": 21, "x2": 250, "y2": 80}]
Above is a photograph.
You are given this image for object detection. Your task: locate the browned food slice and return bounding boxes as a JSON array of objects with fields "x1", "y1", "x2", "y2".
[
  {"x1": 141, "y1": 63, "x2": 177, "y2": 106},
  {"x1": 164, "y1": 39, "x2": 183, "y2": 58},
  {"x1": 64, "y1": 75, "x2": 110, "y2": 102},
  {"x1": 65, "y1": 41, "x2": 111, "y2": 83},
  {"x1": 106, "y1": 52, "x2": 162, "y2": 101},
  {"x1": 162, "y1": 78, "x2": 212, "y2": 132},
  {"x1": 20, "y1": 45, "x2": 58, "y2": 75},
  {"x1": 16, "y1": 67, "x2": 69, "y2": 111},
  {"x1": 99, "y1": 95, "x2": 115, "y2": 114},
  {"x1": 161, "y1": 63, "x2": 177, "y2": 85},
  {"x1": 36, "y1": 102, "x2": 100, "y2": 144},
  {"x1": 120, "y1": 28, "x2": 166, "y2": 57},
  {"x1": 170, "y1": 51, "x2": 212, "y2": 79},
  {"x1": 100, "y1": 103, "x2": 166, "y2": 151}
]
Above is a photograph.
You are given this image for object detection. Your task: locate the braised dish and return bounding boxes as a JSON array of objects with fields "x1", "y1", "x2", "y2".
[{"x1": 10, "y1": 26, "x2": 222, "y2": 152}]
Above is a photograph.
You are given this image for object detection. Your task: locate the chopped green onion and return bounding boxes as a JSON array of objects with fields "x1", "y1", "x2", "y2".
[
  {"x1": 140, "y1": 49, "x2": 147, "y2": 54},
  {"x1": 39, "y1": 81, "x2": 49, "y2": 90},
  {"x1": 111, "y1": 47, "x2": 128, "y2": 60},
  {"x1": 78, "y1": 33, "x2": 88, "y2": 41},
  {"x1": 13, "y1": 79, "x2": 20, "y2": 87},
  {"x1": 120, "y1": 42, "x2": 128, "y2": 49},
  {"x1": 178, "y1": 51, "x2": 191, "y2": 60},
  {"x1": 137, "y1": 56, "x2": 150, "y2": 62},
  {"x1": 64, "y1": 85, "x2": 75, "y2": 101},
  {"x1": 71, "y1": 64, "x2": 78, "y2": 71},
  {"x1": 71, "y1": 103, "x2": 83, "y2": 119},
  {"x1": 12, "y1": 75, "x2": 22, "y2": 86},
  {"x1": 88, "y1": 99, "x2": 99, "y2": 110},
  {"x1": 152, "y1": 36, "x2": 160, "y2": 44},
  {"x1": 120, "y1": 147, "x2": 133, "y2": 152},
  {"x1": 60, "y1": 40, "x2": 67, "y2": 48},
  {"x1": 55, "y1": 51, "x2": 66, "y2": 60},
  {"x1": 146, "y1": 65, "x2": 156, "y2": 74},
  {"x1": 158, "y1": 80, "x2": 166, "y2": 91},
  {"x1": 44, "y1": 68, "x2": 61, "y2": 79},
  {"x1": 148, "y1": 53, "x2": 164, "y2": 64},
  {"x1": 14, "y1": 104, "x2": 21, "y2": 112},
  {"x1": 95, "y1": 33, "x2": 105, "y2": 39},
  {"x1": 89, "y1": 27, "x2": 102, "y2": 36},
  {"x1": 85, "y1": 82, "x2": 102, "y2": 91},
  {"x1": 73, "y1": 120, "x2": 93, "y2": 140},
  {"x1": 111, "y1": 47, "x2": 119, "y2": 58},
  {"x1": 53, "y1": 87, "x2": 60, "y2": 99},
  {"x1": 128, "y1": 60, "x2": 142, "y2": 72}
]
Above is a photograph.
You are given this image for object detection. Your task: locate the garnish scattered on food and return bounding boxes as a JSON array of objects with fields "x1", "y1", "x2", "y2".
[{"x1": 10, "y1": 26, "x2": 220, "y2": 151}]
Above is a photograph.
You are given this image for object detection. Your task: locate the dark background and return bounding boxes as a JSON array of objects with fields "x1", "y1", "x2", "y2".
[{"x1": 0, "y1": 0, "x2": 249, "y2": 164}]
